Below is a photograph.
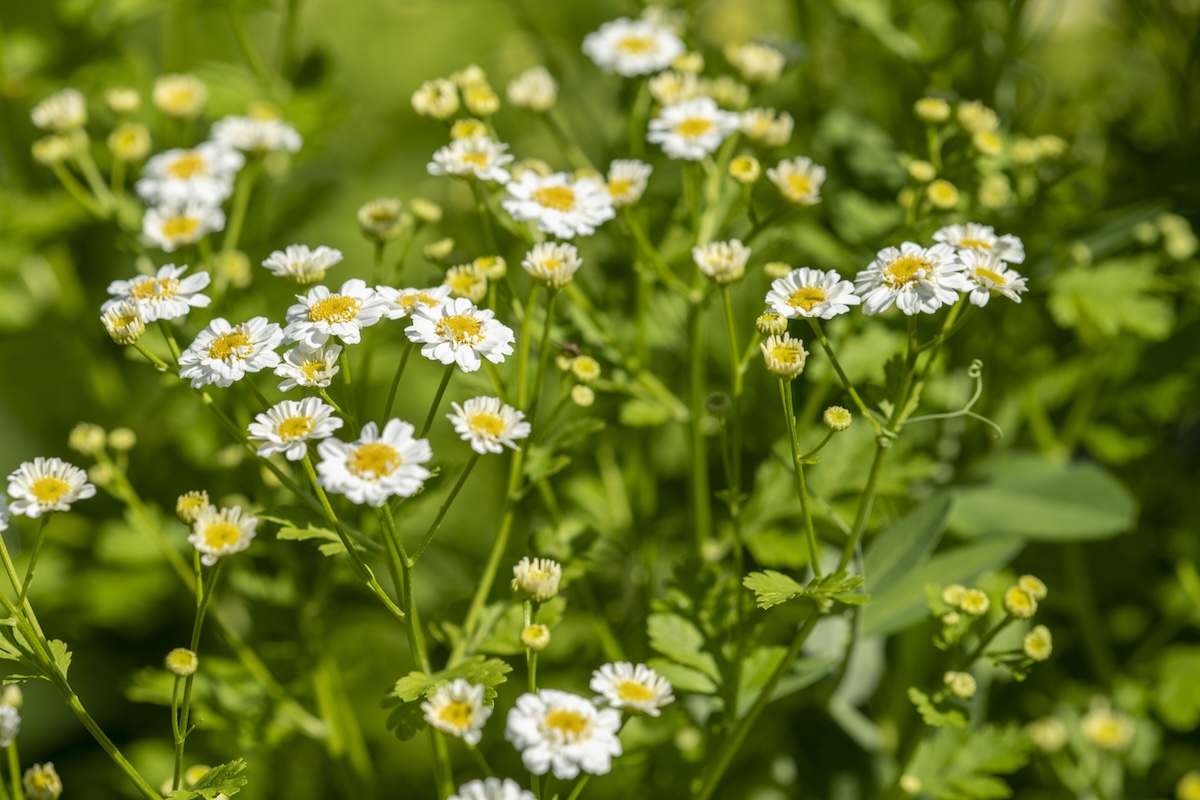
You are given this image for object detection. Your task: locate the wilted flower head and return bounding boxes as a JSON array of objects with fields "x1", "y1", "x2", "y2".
[
  {"x1": 176, "y1": 490, "x2": 209, "y2": 524},
  {"x1": 693, "y1": 239, "x2": 750, "y2": 284},
  {"x1": 23, "y1": 763, "x2": 62, "y2": 800},
  {"x1": 102, "y1": 301, "x2": 146, "y2": 345}
]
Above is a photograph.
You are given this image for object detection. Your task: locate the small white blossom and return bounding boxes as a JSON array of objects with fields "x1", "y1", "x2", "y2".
[
  {"x1": 512, "y1": 556, "x2": 561, "y2": 602},
  {"x1": 31, "y1": 89, "x2": 87, "y2": 132},
  {"x1": 959, "y1": 249, "x2": 1028, "y2": 307},
  {"x1": 421, "y1": 679, "x2": 492, "y2": 745},
  {"x1": 375, "y1": 285, "x2": 452, "y2": 321},
  {"x1": 507, "y1": 66, "x2": 558, "y2": 111},
  {"x1": 189, "y1": 505, "x2": 257, "y2": 566},
  {"x1": 153, "y1": 74, "x2": 207, "y2": 118},
  {"x1": 210, "y1": 114, "x2": 302, "y2": 153},
  {"x1": 316, "y1": 419, "x2": 432, "y2": 506},
  {"x1": 582, "y1": 17, "x2": 685, "y2": 77},
  {"x1": 248, "y1": 398, "x2": 343, "y2": 461},
  {"x1": 6, "y1": 457, "x2": 96, "y2": 518},
  {"x1": 693, "y1": 239, "x2": 750, "y2": 284},
  {"x1": 283, "y1": 279, "x2": 388, "y2": 348},
  {"x1": 262, "y1": 245, "x2": 344, "y2": 285},
  {"x1": 274, "y1": 343, "x2": 342, "y2": 391},
  {"x1": 765, "y1": 267, "x2": 860, "y2": 319},
  {"x1": 142, "y1": 201, "x2": 225, "y2": 252},
  {"x1": 136, "y1": 143, "x2": 244, "y2": 206},
  {"x1": 448, "y1": 397, "x2": 531, "y2": 454},
  {"x1": 102, "y1": 264, "x2": 211, "y2": 323},
  {"x1": 591, "y1": 662, "x2": 675, "y2": 716},
  {"x1": 428, "y1": 136, "x2": 514, "y2": 183},
  {"x1": 767, "y1": 156, "x2": 826, "y2": 205},
  {"x1": 741, "y1": 108, "x2": 793, "y2": 147},
  {"x1": 0, "y1": 705, "x2": 19, "y2": 747},
  {"x1": 522, "y1": 241, "x2": 582, "y2": 288},
  {"x1": 502, "y1": 171, "x2": 615, "y2": 239},
  {"x1": 412, "y1": 78, "x2": 459, "y2": 120},
  {"x1": 854, "y1": 242, "x2": 970, "y2": 316},
  {"x1": 449, "y1": 778, "x2": 535, "y2": 800},
  {"x1": 406, "y1": 298, "x2": 515, "y2": 373},
  {"x1": 606, "y1": 159, "x2": 652, "y2": 207},
  {"x1": 648, "y1": 97, "x2": 741, "y2": 161},
  {"x1": 932, "y1": 223, "x2": 1025, "y2": 264},
  {"x1": 726, "y1": 42, "x2": 787, "y2": 83},
  {"x1": 178, "y1": 317, "x2": 284, "y2": 388},
  {"x1": 506, "y1": 690, "x2": 622, "y2": 780}
]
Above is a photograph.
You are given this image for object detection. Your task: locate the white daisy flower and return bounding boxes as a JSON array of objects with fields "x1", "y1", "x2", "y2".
[
  {"x1": 450, "y1": 778, "x2": 535, "y2": 800},
  {"x1": 590, "y1": 662, "x2": 675, "y2": 716},
  {"x1": 501, "y1": 171, "x2": 615, "y2": 239},
  {"x1": 428, "y1": 136, "x2": 514, "y2": 183},
  {"x1": 582, "y1": 17, "x2": 685, "y2": 77},
  {"x1": 178, "y1": 317, "x2": 284, "y2": 388},
  {"x1": 854, "y1": 242, "x2": 970, "y2": 316},
  {"x1": 761, "y1": 333, "x2": 809, "y2": 379},
  {"x1": 511, "y1": 556, "x2": 562, "y2": 602},
  {"x1": 606, "y1": 159, "x2": 652, "y2": 207},
  {"x1": 210, "y1": 114, "x2": 302, "y2": 153},
  {"x1": 522, "y1": 241, "x2": 582, "y2": 288},
  {"x1": 31, "y1": 89, "x2": 87, "y2": 132},
  {"x1": 153, "y1": 74, "x2": 207, "y2": 118},
  {"x1": 283, "y1": 279, "x2": 388, "y2": 348},
  {"x1": 189, "y1": 505, "x2": 256, "y2": 566},
  {"x1": 263, "y1": 245, "x2": 344, "y2": 285},
  {"x1": 274, "y1": 343, "x2": 342, "y2": 391},
  {"x1": 765, "y1": 267, "x2": 860, "y2": 319},
  {"x1": 507, "y1": 66, "x2": 558, "y2": 112},
  {"x1": 102, "y1": 264, "x2": 211, "y2": 322},
  {"x1": 6, "y1": 457, "x2": 96, "y2": 518},
  {"x1": 421, "y1": 679, "x2": 492, "y2": 745},
  {"x1": 248, "y1": 398, "x2": 343, "y2": 461},
  {"x1": 959, "y1": 250, "x2": 1028, "y2": 307},
  {"x1": 741, "y1": 108, "x2": 793, "y2": 147},
  {"x1": 101, "y1": 300, "x2": 146, "y2": 344},
  {"x1": 932, "y1": 223, "x2": 1025, "y2": 264},
  {"x1": 647, "y1": 97, "x2": 741, "y2": 161},
  {"x1": 316, "y1": 419, "x2": 432, "y2": 506},
  {"x1": 692, "y1": 239, "x2": 750, "y2": 284},
  {"x1": 375, "y1": 285, "x2": 452, "y2": 321},
  {"x1": 443, "y1": 264, "x2": 489, "y2": 302},
  {"x1": 447, "y1": 397, "x2": 531, "y2": 454},
  {"x1": 136, "y1": 143, "x2": 244, "y2": 206},
  {"x1": 142, "y1": 201, "x2": 225, "y2": 252},
  {"x1": 405, "y1": 298, "x2": 515, "y2": 373},
  {"x1": 505, "y1": 689, "x2": 622, "y2": 780},
  {"x1": 767, "y1": 156, "x2": 826, "y2": 205}
]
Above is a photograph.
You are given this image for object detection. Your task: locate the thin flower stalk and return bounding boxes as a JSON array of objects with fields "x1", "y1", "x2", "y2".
[{"x1": 780, "y1": 380, "x2": 822, "y2": 579}]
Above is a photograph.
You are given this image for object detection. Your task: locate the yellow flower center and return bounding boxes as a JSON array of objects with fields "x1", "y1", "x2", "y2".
[
  {"x1": 616, "y1": 680, "x2": 655, "y2": 703},
  {"x1": 959, "y1": 238, "x2": 992, "y2": 250},
  {"x1": 438, "y1": 701, "x2": 475, "y2": 729},
  {"x1": 788, "y1": 286, "x2": 826, "y2": 311},
  {"x1": 884, "y1": 255, "x2": 931, "y2": 287},
  {"x1": 435, "y1": 314, "x2": 483, "y2": 344},
  {"x1": 675, "y1": 117, "x2": 714, "y2": 138},
  {"x1": 607, "y1": 178, "x2": 633, "y2": 198},
  {"x1": 397, "y1": 293, "x2": 441, "y2": 311},
  {"x1": 770, "y1": 344, "x2": 803, "y2": 364},
  {"x1": 545, "y1": 709, "x2": 589, "y2": 737},
  {"x1": 308, "y1": 295, "x2": 361, "y2": 324},
  {"x1": 447, "y1": 273, "x2": 484, "y2": 295},
  {"x1": 468, "y1": 412, "x2": 506, "y2": 437},
  {"x1": 300, "y1": 360, "x2": 328, "y2": 381},
  {"x1": 202, "y1": 522, "x2": 243, "y2": 549},
  {"x1": 460, "y1": 151, "x2": 490, "y2": 167},
  {"x1": 785, "y1": 174, "x2": 812, "y2": 197},
  {"x1": 167, "y1": 151, "x2": 206, "y2": 179},
  {"x1": 975, "y1": 266, "x2": 1006, "y2": 285},
  {"x1": 163, "y1": 88, "x2": 197, "y2": 112},
  {"x1": 617, "y1": 35, "x2": 656, "y2": 54},
  {"x1": 130, "y1": 276, "x2": 180, "y2": 300},
  {"x1": 161, "y1": 215, "x2": 201, "y2": 240},
  {"x1": 30, "y1": 476, "x2": 71, "y2": 504},
  {"x1": 207, "y1": 330, "x2": 252, "y2": 361},
  {"x1": 347, "y1": 442, "x2": 401, "y2": 478},
  {"x1": 532, "y1": 186, "x2": 576, "y2": 211},
  {"x1": 277, "y1": 415, "x2": 314, "y2": 440}
]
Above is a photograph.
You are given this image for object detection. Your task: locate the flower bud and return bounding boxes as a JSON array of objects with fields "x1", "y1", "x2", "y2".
[
  {"x1": 474, "y1": 256, "x2": 507, "y2": 280},
  {"x1": 409, "y1": 197, "x2": 443, "y2": 224},
  {"x1": 926, "y1": 179, "x2": 960, "y2": 210},
  {"x1": 1026, "y1": 718, "x2": 1066, "y2": 753},
  {"x1": 69, "y1": 423, "x2": 107, "y2": 456},
  {"x1": 973, "y1": 131, "x2": 1003, "y2": 156},
  {"x1": 108, "y1": 427, "x2": 137, "y2": 451},
  {"x1": 412, "y1": 78, "x2": 459, "y2": 120},
  {"x1": 906, "y1": 159, "x2": 936, "y2": 183},
  {"x1": 507, "y1": 66, "x2": 557, "y2": 112},
  {"x1": 755, "y1": 311, "x2": 787, "y2": 336},
  {"x1": 823, "y1": 406, "x2": 852, "y2": 431},
  {"x1": 1, "y1": 686, "x2": 23, "y2": 708},
  {"x1": 450, "y1": 118, "x2": 488, "y2": 140},
  {"x1": 943, "y1": 670, "x2": 976, "y2": 699},
  {"x1": 570, "y1": 385, "x2": 595, "y2": 408},
  {"x1": 1023, "y1": 624, "x2": 1052, "y2": 661},
  {"x1": 105, "y1": 87, "x2": 140, "y2": 115},
  {"x1": 165, "y1": 647, "x2": 199, "y2": 677},
  {"x1": 570, "y1": 356, "x2": 600, "y2": 383},
  {"x1": 1003, "y1": 586, "x2": 1037, "y2": 619},
  {"x1": 102, "y1": 301, "x2": 145, "y2": 344},
  {"x1": 760, "y1": 333, "x2": 807, "y2": 379},
  {"x1": 176, "y1": 490, "x2": 210, "y2": 524},
  {"x1": 704, "y1": 392, "x2": 732, "y2": 418},
  {"x1": 959, "y1": 588, "x2": 989, "y2": 616},
  {"x1": 108, "y1": 122, "x2": 151, "y2": 161},
  {"x1": 424, "y1": 237, "x2": 456, "y2": 263},
  {"x1": 153, "y1": 74, "x2": 207, "y2": 119},
  {"x1": 23, "y1": 764, "x2": 62, "y2": 800},
  {"x1": 0, "y1": 705, "x2": 20, "y2": 748},
  {"x1": 463, "y1": 83, "x2": 500, "y2": 116},
  {"x1": 913, "y1": 97, "x2": 950, "y2": 123},
  {"x1": 521, "y1": 624, "x2": 551, "y2": 651},
  {"x1": 1017, "y1": 574, "x2": 1047, "y2": 601},
  {"x1": 358, "y1": 197, "x2": 405, "y2": 242},
  {"x1": 763, "y1": 261, "x2": 791, "y2": 280},
  {"x1": 729, "y1": 155, "x2": 761, "y2": 184},
  {"x1": 672, "y1": 52, "x2": 704, "y2": 74},
  {"x1": 31, "y1": 136, "x2": 74, "y2": 166}
]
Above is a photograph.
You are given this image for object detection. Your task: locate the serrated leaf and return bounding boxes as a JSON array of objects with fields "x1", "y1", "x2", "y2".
[
  {"x1": 276, "y1": 525, "x2": 346, "y2": 556},
  {"x1": 647, "y1": 613, "x2": 720, "y2": 681},
  {"x1": 1048, "y1": 256, "x2": 1174, "y2": 340},
  {"x1": 743, "y1": 570, "x2": 805, "y2": 609},
  {"x1": 384, "y1": 698, "x2": 428, "y2": 742},
  {"x1": 166, "y1": 759, "x2": 249, "y2": 799},
  {"x1": 908, "y1": 725, "x2": 1033, "y2": 800},
  {"x1": 908, "y1": 687, "x2": 967, "y2": 728},
  {"x1": 390, "y1": 672, "x2": 436, "y2": 704},
  {"x1": 383, "y1": 657, "x2": 512, "y2": 743}
]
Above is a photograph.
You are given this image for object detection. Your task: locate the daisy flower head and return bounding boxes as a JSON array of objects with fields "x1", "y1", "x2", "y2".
[
  {"x1": 522, "y1": 241, "x2": 582, "y2": 288},
  {"x1": 507, "y1": 66, "x2": 558, "y2": 112},
  {"x1": 501, "y1": 171, "x2": 615, "y2": 240},
  {"x1": 760, "y1": 333, "x2": 808, "y2": 380},
  {"x1": 448, "y1": 397, "x2": 531, "y2": 454},
  {"x1": 741, "y1": 108, "x2": 794, "y2": 147},
  {"x1": 412, "y1": 78, "x2": 459, "y2": 120},
  {"x1": 101, "y1": 300, "x2": 147, "y2": 344},
  {"x1": 767, "y1": 156, "x2": 826, "y2": 205},
  {"x1": 443, "y1": 263, "x2": 489, "y2": 302},
  {"x1": 284, "y1": 279, "x2": 388, "y2": 348},
  {"x1": 693, "y1": 239, "x2": 750, "y2": 284},
  {"x1": 108, "y1": 123, "x2": 151, "y2": 162},
  {"x1": 726, "y1": 42, "x2": 787, "y2": 84},
  {"x1": 648, "y1": 70, "x2": 704, "y2": 106},
  {"x1": 136, "y1": 143, "x2": 244, "y2": 206},
  {"x1": 512, "y1": 556, "x2": 561, "y2": 602},
  {"x1": 103, "y1": 264, "x2": 211, "y2": 323},
  {"x1": 765, "y1": 267, "x2": 860, "y2": 319},
  {"x1": 316, "y1": 419, "x2": 432, "y2": 506},
  {"x1": 189, "y1": 504, "x2": 256, "y2": 566},
  {"x1": 210, "y1": 114, "x2": 302, "y2": 153},
  {"x1": 933, "y1": 223, "x2": 1025, "y2": 264},
  {"x1": 506, "y1": 689, "x2": 622, "y2": 780},
  {"x1": 31, "y1": 89, "x2": 87, "y2": 132},
  {"x1": 428, "y1": 136, "x2": 514, "y2": 183},
  {"x1": 648, "y1": 97, "x2": 741, "y2": 161},
  {"x1": 142, "y1": 201, "x2": 225, "y2": 253},
  {"x1": 1080, "y1": 699, "x2": 1134, "y2": 752},
  {"x1": 421, "y1": 679, "x2": 492, "y2": 745},
  {"x1": 274, "y1": 343, "x2": 342, "y2": 391},
  {"x1": 854, "y1": 242, "x2": 970, "y2": 316},
  {"x1": 248, "y1": 398, "x2": 343, "y2": 461},
  {"x1": 450, "y1": 778, "x2": 535, "y2": 800},
  {"x1": 263, "y1": 245, "x2": 344, "y2": 285},
  {"x1": 606, "y1": 159, "x2": 652, "y2": 207},
  {"x1": 406, "y1": 299, "x2": 514, "y2": 373},
  {"x1": 178, "y1": 317, "x2": 284, "y2": 388},
  {"x1": 153, "y1": 74, "x2": 207, "y2": 118},
  {"x1": 590, "y1": 662, "x2": 675, "y2": 716},
  {"x1": 375, "y1": 285, "x2": 451, "y2": 321},
  {"x1": 22, "y1": 764, "x2": 61, "y2": 800},
  {"x1": 582, "y1": 17, "x2": 685, "y2": 77},
  {"x1": 959, "y1": 249, "x2": 1028, "y2": 307},
  {"x1": 358, "y1": 197, "x2": 406, "y2": 242},
  {"x1": 6, "y1": 457, "x2": 96, "y2": 518}
]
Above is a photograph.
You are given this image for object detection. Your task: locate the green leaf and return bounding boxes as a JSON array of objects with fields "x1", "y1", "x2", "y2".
[
  {"x1": 383, "y1": 657, "x2": 512, "y2": 742},
  {"x1": 743, "y1": 570, "x2": 805, "y2": 609},
  {"x1": 619, "y1": 398, "x2": 673, "y2": 427},
  {"x1": 1048, "y1": 256, "x2": 1174, "y2": 340},
  {"x1": 908, "y1": 725, "x2": 1033, "y2": 799},
  {"x1": 948, "y1": 452, "x2": 1137, "y2": 541},
  {"x1": 384, "y1": 697, "x2": 428, "y2": 742},
  {"x1": 1154, "y1": 646, "x2": 1200, "y2": 732},
  {"x1": 276, "y1": 525, "x2": 346, "y2": 556},
  {"x1": 645, "y1": 658, "x2": 717, "y2": 695},
  {"x1": 908, "y1": 687, "x2": 967, "y2": 728},
  {"x1": 863, "y1": 539, "x2": 1024, "y2": 637},
  {"x1": 390, "y1": 672, "x2": 436, "y2": 704},
  {"x1": 478, "y1": 598, "x2": 566, "y2": 656},
  {"x1": 864, "y1": 492, "x2": 954, "y2": 596},
  {"x1": 166, "y1": 759, "x2": 249, "y2": 799},
  {"x1": 647, "y1": 613, "x2": 720, "y2": 682}
]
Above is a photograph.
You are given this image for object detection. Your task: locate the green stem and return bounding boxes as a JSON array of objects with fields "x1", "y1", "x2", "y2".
[
  {"x1": 62, "y1": 688, "x2": 161, "y2": 800},
  {"x1": 565, "y1": 775, "x2": 591, "y2": 800},
  {"x1": 6, "y1": 743, "x2": 21, "y2": 800},
  {"x1": 622, "y1": 209, "x2": 690, "y2": 297},
  {"x1": 222, "y1": 158, "x2": 261, "y2": 255},
  {"x1": 384, "y1": 342, "x2": 414, "y2": 420},
  {"x1": 16, "y1": 517, "x2": 50, "y2": 607},
  {"x1": 526, "y1": 289, "x2": 559, "y2": 425},
  {"x1": 173, "y1": 558, "x2": 223, "y2": 790},
  {"x1": 516, "y1": 283, "x2": 539, "y2": 408},
  {"x1": 688, "y1": 300, "x2": 713, "y2": 549},
  {"x1": 720, "y1": 287, "x2": 744, "y2": 492},
  {"x1": 541, "y1": 111, "x2": 594, "y2": 170},
  {"x1": 340, "y1": 343, "x2": 361, "y2": 431},
  {"x1": 111, "y1": 156, "x2": 125, "y2": 197},
  {"x1": 412, "y1": 454, "x2": 481, "y2": 562},
  {"x1": 73, "y1": 139, "x2": 116, "y2": 211},
  {"x1": 471, "y1": 181, "x2": 500, "y2": 255},
  {"x1": 836, "y1": 443, "x2": 888, "y2": 574},
  {"x1": 807, "y1": 319, "x2": 883, "y2": 433},
  {"x1": 964, "y1": 615, "x2": 1015, "y2": 666},
  {"x1": 421, "y1": 364, "x2": 457, "y2": 438},
  {"x1": 131, "y1": 341, "x2": 172, "y2": 371},
  {"x1": 49, "y1": 162, "x2": 106, "y2": 216},
  {"x1": 781, "y1": 380, "x2": 822, "y2": 578},
  {"x1": 157, "y1": 320, "x2": 182, "y2": 361}
]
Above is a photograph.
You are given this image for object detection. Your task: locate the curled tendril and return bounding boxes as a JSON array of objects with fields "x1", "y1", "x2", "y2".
[{"x1": 903, "y1": 358, "x2": 1004, "y2": 438}]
